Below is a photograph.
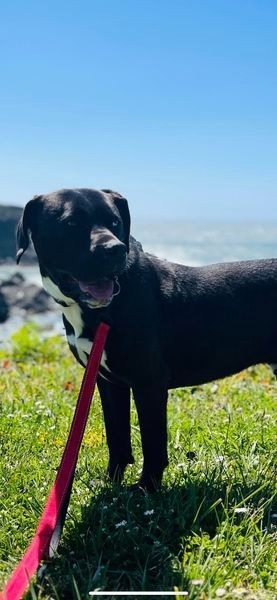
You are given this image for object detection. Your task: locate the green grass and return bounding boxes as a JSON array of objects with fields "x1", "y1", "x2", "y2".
[{"x1": 0, "y1": 324, "x2": 276, "y2": 599}]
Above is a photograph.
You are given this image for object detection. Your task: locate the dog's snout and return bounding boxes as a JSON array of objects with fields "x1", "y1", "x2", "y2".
[
  {"x1": 106, "y1": 240, "x2": 126, "y2": 259},
  {"x1": 91, "y1": 239, "x2": 126, "y2": 263}
]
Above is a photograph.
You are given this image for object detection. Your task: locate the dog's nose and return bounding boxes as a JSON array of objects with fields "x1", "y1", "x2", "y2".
[
  {"x1": 105, "y1": 239, "x2": 126, "y2": 259},
  {"x1": 91, "y1": 240, "x2": 126, "y2": 262}
]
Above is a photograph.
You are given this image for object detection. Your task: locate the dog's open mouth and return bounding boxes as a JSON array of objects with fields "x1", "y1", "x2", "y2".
[
  {"x1": 55, "y1": 271, "x2": 121, "y2": 306},
  {"x1": 77, "y1": 278, "x2": 115, "y2": 301}
]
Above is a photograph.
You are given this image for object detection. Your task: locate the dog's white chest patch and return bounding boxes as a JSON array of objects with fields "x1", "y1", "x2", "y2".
[
  {"x1": 42, "y1": 276, "x2": 74, "y2": 306},
  {"x1": 62, "y1": 303, "x2": 84, "y2": 338},
  {"x1": 42, "y1": 277, "x2": 89, "y2": 364},
  {"x1": 42, "y1": 275, "x2": 113, "y2": 371},
  {"x1": 67, "y1": 333, "x2": 92, "y2": 366},
  {"x1": 62, "y1": 304, "x2": 90, "y2": 365},
  {"x1": 101, "y1": 350, "x2": 112, "y2": 372}
]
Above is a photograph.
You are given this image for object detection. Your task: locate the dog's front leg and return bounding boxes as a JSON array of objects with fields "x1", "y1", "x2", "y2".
[
  {"x1": 97, "y1": 377, "x2": 134, "y2": 484},
  {"x1": 132, "y1": 383, "x2": 169, "y2": 492}
]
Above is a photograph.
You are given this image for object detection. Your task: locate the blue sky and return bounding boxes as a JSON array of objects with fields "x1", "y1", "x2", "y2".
[{"x1": 0, "y1": 0, "x2": 276, "y2": 220}]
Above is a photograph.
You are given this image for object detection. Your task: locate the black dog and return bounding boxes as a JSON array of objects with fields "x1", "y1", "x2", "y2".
[{"x1": 17, "y1": 188, "x2": 277, "y2": 491}]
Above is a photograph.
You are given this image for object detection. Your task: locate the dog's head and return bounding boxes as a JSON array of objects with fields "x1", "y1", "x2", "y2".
[{"x1": 17, "y1": 188, "x2": 130, "y2": 307}]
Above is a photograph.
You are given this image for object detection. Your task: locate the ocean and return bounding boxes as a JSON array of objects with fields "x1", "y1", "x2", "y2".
[
  {"x1": 132, "y1": 220, "x2": 277, "y2": 266},
  {"x1": 1, "y1": 220, "x2": 277, "y2": 340}
]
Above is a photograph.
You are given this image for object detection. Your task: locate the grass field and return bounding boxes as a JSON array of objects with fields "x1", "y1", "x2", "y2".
[{"x1": 0, "y1": 324, "x2": 276, "y2": 599}]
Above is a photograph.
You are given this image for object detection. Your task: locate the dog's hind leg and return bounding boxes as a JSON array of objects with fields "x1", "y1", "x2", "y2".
[{"x1": 97, "y1": 377, "x2": 134, "y2": 484}]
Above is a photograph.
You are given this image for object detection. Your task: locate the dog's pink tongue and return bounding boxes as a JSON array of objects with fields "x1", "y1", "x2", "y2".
[{"x1": 79, "y1": 279, "x2": 114, "y2": 301}]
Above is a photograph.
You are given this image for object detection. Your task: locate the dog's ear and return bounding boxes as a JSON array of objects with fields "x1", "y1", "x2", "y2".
[
  {"x1": 102, "y1": 189, "x2": 131, "y2": 252},
  {"x1": 16, "y1": 195, "x2": 42, "y2": 264}
]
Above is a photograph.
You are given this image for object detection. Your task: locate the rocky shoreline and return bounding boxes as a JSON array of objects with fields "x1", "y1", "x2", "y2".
[
  {"x1": 0, "y1": 204, "x2": 56, "y2": 337},
  {"x1": 0, "y1": 271, "x2": 56, "y2": 321},
  {"x1": 0, "y1": 270, "x2": 60, "y2": 340},
  {"x1": 0, "y1": 204, "x2": 36, "y2": 264}
]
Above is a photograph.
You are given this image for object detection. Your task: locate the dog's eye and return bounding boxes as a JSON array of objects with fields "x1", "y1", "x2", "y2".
[{"x1": 111, "y1": 220, "x2": 119, "y2": 231}]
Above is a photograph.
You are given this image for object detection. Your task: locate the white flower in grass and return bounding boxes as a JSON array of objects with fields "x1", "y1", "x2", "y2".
[
  {"x1": 234, "y1": 507, "x2": 248, "y2": 514},
  {"x1": 215, "y1": 455, "x2": 225, "y2": 464},
  {"x1": 144, "y1": 509, "x2": 154, "y2": 516},
  {"x1": 232, "y1": 587, "x2": 248, "y2": 596},
  {"x1": 115, "y1": 519, "x2": 127, "y2": 528}
]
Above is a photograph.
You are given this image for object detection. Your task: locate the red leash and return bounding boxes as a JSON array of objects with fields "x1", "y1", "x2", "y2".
[{"x1": 1, "y1": 322, "x2": 110, "y2": 600}]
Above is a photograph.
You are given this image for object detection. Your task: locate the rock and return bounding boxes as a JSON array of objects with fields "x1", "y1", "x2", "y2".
[
  {"x1": 0, "y1": 204, "x2": 37, "y2": 263},
  {"x1": 17, "y1": 284, "x2": 54, "y2": 313},
  {"x1": 1, "y1": 272, "x2": 25, "y2": 287},
  {"x1": 0, "y1": 290, "x2": 9, "y2": 323},
  {"x1": 0, "y1": 273, "x2": 55, "y2": 314}
]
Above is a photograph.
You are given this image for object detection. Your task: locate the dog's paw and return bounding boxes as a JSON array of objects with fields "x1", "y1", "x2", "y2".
[
  {"x1": 107, "y1": 456, "x2": 134, "y2": 484},
  {"x1": 129, "y1": 472, "x2": 163, "y2": 493},
  {"x1": 107, "y1": 463, "x2": 125, "y2": 484}
]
